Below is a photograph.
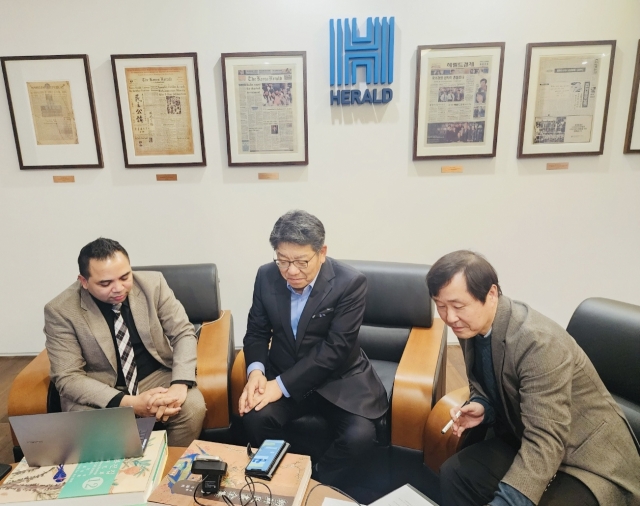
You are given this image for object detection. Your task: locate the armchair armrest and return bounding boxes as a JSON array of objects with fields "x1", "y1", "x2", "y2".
[
  {"x1": 8, "y1": 350, "x2": 51, "y2": 446},
  {"x1": 422, "y1": 385, "x2": 469, "y2": 473},
  {"x1": 230, "y1": 349, "x2": 247, "y2": 417},
  {"x1": 197, "y1": 310, "x2": 232, "y2": 430},
  {"x1": 391, "y1": 318, "x2": 447, "y2": 450}
]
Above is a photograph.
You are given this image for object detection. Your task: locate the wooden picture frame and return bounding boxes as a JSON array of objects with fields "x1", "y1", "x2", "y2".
[
  {"x1": 1, "y1": 54, "x2": 103, "y2": 170},
  {"x1": 413, "y1": 42, "x2": 505, "y2": 160},
  {"x1": 517, "y1": 40, "x2": 616, "y2": 158},
  {"x1": 221, "y1": 52, "x2": 308, "y2": 166},
  {"x1": 111, "y1": 52, "x2": 206, "y2": 168},
  {"x1": 624, "y1": 40, "x2": 640, "y2": 153}
]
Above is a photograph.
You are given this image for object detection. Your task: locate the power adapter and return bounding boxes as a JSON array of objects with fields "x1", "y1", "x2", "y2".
[{"x1": 191, "y1": 455, "x2": 228, "y2": 495}]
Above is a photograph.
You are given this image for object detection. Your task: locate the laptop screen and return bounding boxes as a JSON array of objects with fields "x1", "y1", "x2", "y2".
[{"x1": 10, "y1": 407, "x2": 148, "y2": 467}]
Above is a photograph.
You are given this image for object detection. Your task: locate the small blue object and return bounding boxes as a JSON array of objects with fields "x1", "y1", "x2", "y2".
[{"x1": 53, "y1": 465, "x2": 67, "y2": 483}]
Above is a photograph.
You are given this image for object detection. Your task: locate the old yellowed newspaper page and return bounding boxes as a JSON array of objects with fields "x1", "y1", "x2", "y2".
[
  {"x1": 27, "y1": 81, "x2": 78, "y2": 145},
  {"x1": 125, "y1": 66, "x2": 194, "y2": 156}
]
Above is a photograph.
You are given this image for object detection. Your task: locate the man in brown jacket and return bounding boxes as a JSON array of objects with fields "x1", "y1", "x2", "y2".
[{"x1": 427, "y1": 250, "x2": 640, "y2": 506}]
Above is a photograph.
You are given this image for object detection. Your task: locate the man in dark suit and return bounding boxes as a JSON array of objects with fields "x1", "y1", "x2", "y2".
[
  {"x1": 239, "y1": 210, "x2": 388, "y2": 485},
  {"x1": 428, "y1": 250, "x2": 640, "y2": 506}
]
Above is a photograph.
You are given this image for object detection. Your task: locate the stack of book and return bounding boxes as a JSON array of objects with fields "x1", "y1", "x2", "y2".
[
  {"x1": 148, "y1": 440, "x2": 312, "y2": 506},
  {"x1": 0, "y1": 430, "x2": 167, "y2": 505}
]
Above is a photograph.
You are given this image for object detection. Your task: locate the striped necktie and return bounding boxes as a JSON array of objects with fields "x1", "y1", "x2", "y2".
[{"x1": 112, "y1": 303, "x2": 139, "y2": 396}]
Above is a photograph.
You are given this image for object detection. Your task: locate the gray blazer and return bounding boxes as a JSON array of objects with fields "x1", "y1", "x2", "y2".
[
  {"x1": 44, "y1": 271, "x2": 197, "y2": 411},
  {"x1": 460, "y1": 296, "x2": 640, "y2": 505}
]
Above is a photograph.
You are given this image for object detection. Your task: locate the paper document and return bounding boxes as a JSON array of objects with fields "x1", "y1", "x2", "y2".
[
  {"x1": 369, "y1": 484, "x2": 439, "y2": 506},
  {"x1": 321, "y1": 499, "x2": 355, "y2": 506}
]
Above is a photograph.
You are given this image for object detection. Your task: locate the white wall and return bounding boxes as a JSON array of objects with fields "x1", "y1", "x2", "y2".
[{"x1": 0, "y1": 0, "x2": 638, "y2": 354}]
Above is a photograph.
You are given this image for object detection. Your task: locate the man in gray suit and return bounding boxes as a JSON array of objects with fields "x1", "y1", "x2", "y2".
[
  {"x1": 427, "y1": 250, "x2": 640, "y2": 506},
  {"x1": 44, "y1": 238, "x2": 205, "y2": 446}
]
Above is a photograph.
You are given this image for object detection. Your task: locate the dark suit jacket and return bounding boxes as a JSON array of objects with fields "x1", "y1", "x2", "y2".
[
  {"x1": 461, "y1": 296, "x2": 640, "y2": 505},
  {"x1": 243, "y1": 257, "x2": 388, "y2": 419}
]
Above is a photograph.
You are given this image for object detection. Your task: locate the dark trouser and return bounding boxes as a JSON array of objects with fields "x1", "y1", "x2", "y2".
[
  {"x1": 440, "y1": 438, "x2": 598, "y2": 506},
  {"x1": 241, "y1": 392, "x2": 376, "y2": 486}
]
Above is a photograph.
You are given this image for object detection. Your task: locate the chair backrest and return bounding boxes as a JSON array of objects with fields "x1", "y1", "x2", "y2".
[
  {"x1": 133, "y1": 263, "x2": 221, "y2": 324},
  {"x1": 340, "y1": 260, "x2": 433, "y2": 363},
  {"x1": 566, "y1": 297, "x2": 640, "y2": 438}
]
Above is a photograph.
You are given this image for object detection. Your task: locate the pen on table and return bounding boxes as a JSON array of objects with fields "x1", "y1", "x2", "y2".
[{"x1": 441, "y1": 400, "x2": 471, "y2": 434}]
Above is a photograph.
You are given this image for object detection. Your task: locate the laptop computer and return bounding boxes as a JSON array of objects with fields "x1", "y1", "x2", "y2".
[{"x1": 9, "y1": 407, "x2": 156, "y2": 467}]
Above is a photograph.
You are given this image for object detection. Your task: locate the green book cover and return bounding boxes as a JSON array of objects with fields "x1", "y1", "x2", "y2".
[{"x1": 57, "y1": 459, "x2": 124, "y2": 498}]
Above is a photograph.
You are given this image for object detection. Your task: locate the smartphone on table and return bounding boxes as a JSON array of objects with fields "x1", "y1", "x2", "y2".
[{"x1": 245, "y1": 440, "x2": 290, "y2": 480}]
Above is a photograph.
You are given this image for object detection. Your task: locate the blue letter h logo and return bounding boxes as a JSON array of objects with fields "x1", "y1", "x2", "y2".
[{"x1": 330, "y1": 17, "x2": 394, "y2": 86}]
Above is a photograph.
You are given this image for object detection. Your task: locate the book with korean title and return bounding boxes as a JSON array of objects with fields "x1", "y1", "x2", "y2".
[{"x1": 148, "y1": 440, "x2": 311, "y2": 506}]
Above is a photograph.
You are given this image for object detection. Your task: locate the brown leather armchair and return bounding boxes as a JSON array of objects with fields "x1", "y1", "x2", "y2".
[
  {"x1": 422, "y1": 385, "x2": 469, "y2": 473},
  {"x1": 8, "y1": 263, "x2": 233, "y2": 461}
]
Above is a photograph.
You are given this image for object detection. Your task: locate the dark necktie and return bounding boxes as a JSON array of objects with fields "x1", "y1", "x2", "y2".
[{"x1": 112, "y1": 303, "x2": 139, "y2": 396}]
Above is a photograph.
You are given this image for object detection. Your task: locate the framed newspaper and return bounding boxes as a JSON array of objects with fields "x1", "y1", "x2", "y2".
[
  {"x1": 111, "y1": 52, "x2": 206, "y2": 168},
  {"x1": 413, "y1": 43, "x2": 505, "y2": 160},
  {"x1": 1, "y1": 54, "x2": 103, "y2": 170},
  {"x1": 221, "y1": 52, "x2": 308, "y2": 166},
  {"x1": 517, "y1": 41, "x2": 616, "y2": 158},
  {"x1": 624, "y1": 40, "x2": 640, "y2": 154}
]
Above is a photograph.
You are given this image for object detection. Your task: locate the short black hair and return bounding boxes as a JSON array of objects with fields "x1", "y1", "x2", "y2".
[
  {"x1": 269, "y1": 210, "x2": 325, "y2": 252},
  {"x1": 426, "y1": 250, "x2": 502, "y2": 303},
  {"x1": 78, "y1": 238, "x2": 129, "y2": 279}
]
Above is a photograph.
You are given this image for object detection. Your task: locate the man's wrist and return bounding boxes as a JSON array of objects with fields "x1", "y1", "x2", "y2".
[
  {"x1": 170, "y1": 380, "x2": 194, "y2": 389},
  {"x1": 275, "y1": 376, "x2": 290, "y2": 398},
  {"x1": 470, "y1": 396, "x2": 494, "y2": 425},
  {"x1": 246, "y1": 361, "x2": 266, "y2": 378},
  {"x1": 249, "y1": 369, "x2": 265, "y2": 378},
  {"x1": 108, "y1": 391, "x2": 126, "y2": 409},
  {"x1": 120, "y1": 394, "x2": 134, "y2": 408}
]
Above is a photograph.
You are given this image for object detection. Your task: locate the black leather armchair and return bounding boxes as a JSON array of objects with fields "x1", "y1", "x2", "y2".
[
  {"x1": 230, "y1": 260, "x2": 448, "y2": 499},
  {"x1": 8, "y1": 263, "x2": 234, "y2": 459},
  {"x1": 566, "y1": 297, "x2": 640, "y2": 439}
]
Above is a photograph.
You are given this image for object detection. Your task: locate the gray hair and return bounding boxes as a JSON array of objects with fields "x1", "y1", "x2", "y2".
[{"x1": 269, "y1": 210, "x2": 325, "y2": 251}]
